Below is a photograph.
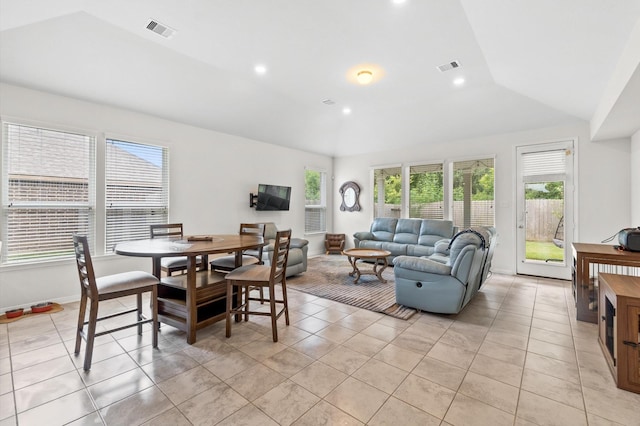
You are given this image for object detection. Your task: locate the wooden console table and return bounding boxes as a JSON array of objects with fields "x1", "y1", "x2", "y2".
[
  {"x1": 598, "y1": 273, "x2": 640, "y2": 393},
  {"x1": 572, "y1": 243, "x2": 640, "y2": 323}
]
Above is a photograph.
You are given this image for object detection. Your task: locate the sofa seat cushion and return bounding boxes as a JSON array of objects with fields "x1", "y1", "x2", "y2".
[
  {"x1": 379, "y1": 242, "x2": 409, "y2": 257},
  {"x1": 358, "y1": 240, "x2": 384, "y2": 250},
  {"x1": 406, "y1": 244, "x2": 434, "y2": 257}
]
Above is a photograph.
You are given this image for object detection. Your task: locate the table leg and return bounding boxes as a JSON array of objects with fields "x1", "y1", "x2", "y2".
[
  {"x1": 348, "y1": 256, "x2": 362, "y2": 284},
  {"x1": 374, "y1": 257, "x2": 388, "y2": 283},
  {"x1": 186, "y1": 255, "x2": 197, "y2": 344}
]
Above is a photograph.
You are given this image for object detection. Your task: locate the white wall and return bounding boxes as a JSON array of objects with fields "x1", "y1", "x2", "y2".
[
  {"x1": 632, "y1": 129, "x2": 640, "y2": 225},
  {"x1": 0, "y1": 83, "x2": 333, "y2": 310},
  {"x1": 332, "y1": 124, "x2": 632, "y2": 275}
]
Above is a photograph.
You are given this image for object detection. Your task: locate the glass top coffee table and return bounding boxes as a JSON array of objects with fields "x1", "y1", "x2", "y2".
[{"x1": 342, "y1": 248, "x2": 392, "y2": 284}]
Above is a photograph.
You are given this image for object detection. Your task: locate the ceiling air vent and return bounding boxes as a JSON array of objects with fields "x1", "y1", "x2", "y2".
[
  {"x1": 322, "y1": 99, "x2": 336, "y2": 105},
  {"x1": 437, "y1": 60, "x2": 461, "y2": 73},
  {"x1": 146, "y1": 20, "x2": 176, "y2": 39}
]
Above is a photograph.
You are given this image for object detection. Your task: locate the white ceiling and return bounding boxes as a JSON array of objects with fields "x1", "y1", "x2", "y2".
[{"x1": 1, "y1": 0, "x2": 639, "y2": 157}]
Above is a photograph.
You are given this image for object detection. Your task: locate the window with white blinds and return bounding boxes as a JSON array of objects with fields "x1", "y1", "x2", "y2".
[
  {"x1": 409, "y1": 163, "x2": 444, "y2": 219},
  {"x1": 1, "y1": 123, "x2": 95, "y2": 264},
  {"x1": 373, "y1": 166, "x2": 402, "y2": 218},
  {"x1": 452, "y1": 157, "x2": 495, "y2": 228},
  {"x1": 521, "y1": 149, "x2": 566, "y2": 183},
  {"x1": 105, "y1": 139, "x2": 168, "y2": 252},
  {"x1": 305, "y1": 169, "x2": 326, "y2": 233}
]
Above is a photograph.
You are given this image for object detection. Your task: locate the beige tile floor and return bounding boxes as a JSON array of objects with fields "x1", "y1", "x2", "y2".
[{"x1": 1, "y1": 271, "x2": 639, "y2": 425}]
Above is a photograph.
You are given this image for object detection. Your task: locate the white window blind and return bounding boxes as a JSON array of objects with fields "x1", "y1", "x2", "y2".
[
  {"x1": 452, "y1": 158, "x2": 495, "y2": 228},
  {"x1": 409, "y1": 163, "x2": 444, "y2": 219},
  {"x1": 305, "y1": 169, "x2": 326, "y2": 233},
  {"x1": 1, "y1": 123, "x2": 95, "y2": 264},
  {"x1": 105, "y1": 139, "x2": 168, "y2": 252},
  {"x1": 522, "y1": 149, "x2": 567, "y2": 183}
]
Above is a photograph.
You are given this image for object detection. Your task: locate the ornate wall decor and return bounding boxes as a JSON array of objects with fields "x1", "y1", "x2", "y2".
[{"x1": 339, "y1": 181, "x2": 361, "y2": 212}]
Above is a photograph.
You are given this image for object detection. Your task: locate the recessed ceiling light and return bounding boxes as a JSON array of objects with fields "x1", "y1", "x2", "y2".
[
  {"x1": 392, "y1": 0, "x2": 407, "y2": 4},
  {"x1": 453, "y1": 77, "x2": 465, "y2": 86},
  {"x1": 254, "y1": 64, "x2": 267, "y2": 75},
  {"x1": 342, "y1": 107, "x2": 352, "y2": 115}
]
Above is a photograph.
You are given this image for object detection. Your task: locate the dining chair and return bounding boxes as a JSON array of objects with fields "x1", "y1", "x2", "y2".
[
  {"x1": 150, "y1": 223, "x2": 202, "y2": 276},
  {"x1": 73, "y1": 234, "x2": 159, "y2": 370},
  {"x1": 225, "y1": 229, "x2": 291, "y2": 342},
  {"x1": 210, "y1": 223, "x2": 266, "y2": 301}
]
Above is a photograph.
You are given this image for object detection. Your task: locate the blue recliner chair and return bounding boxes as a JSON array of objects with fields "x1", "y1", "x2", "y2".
[{"x1": 393, "y1": 227, "x2": 494, "y2": 314}]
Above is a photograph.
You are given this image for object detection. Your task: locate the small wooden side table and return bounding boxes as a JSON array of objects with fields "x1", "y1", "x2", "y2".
[{"x1": 325, "y1": 233, "x2": 346, "y2": 254}]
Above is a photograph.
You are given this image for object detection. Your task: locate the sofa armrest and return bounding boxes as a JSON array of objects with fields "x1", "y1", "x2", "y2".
[
  {"x1": 290, "y1": 238, "x2": 309, "y2": 249},
  {"x1": 353, "y1": 231, "x2": 373, "y2": 241},
  {"x1": 393, "y1": 256, "x2": 452, "y2": 275},
  {"x1": 263, "y1": 237, "x2": 308, "y2": 252},
  {"x1": 434, "y1": 239, "x2": 451, "y2": 255}
]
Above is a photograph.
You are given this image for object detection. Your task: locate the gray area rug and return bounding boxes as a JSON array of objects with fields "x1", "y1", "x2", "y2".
[{"x1": 286, "y1": 255, "x2": 417, "y2": 320}]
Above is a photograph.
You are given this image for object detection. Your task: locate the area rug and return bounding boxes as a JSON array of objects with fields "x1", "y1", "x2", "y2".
[{"x1": 286, "y1": 255, "x2": 416, "y2": 320}]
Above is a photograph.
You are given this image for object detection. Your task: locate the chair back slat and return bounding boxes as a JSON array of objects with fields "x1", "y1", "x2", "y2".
[
  {"x1": 270, "y1": 229, "x2": 291, "y2": 282},
  {"x1": 150, "y1": 223, "x2": 184, "y2": 239},
  {"x1": 73, "y1": 234, "x2": 98, "y2": 297},
  {"x1": 240, "y1": 223, "x2": 266, "y2": 262}
]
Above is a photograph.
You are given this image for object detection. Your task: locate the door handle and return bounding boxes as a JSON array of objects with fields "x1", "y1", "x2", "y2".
[{"x1": 623, "y1": 340, "x2": 638, "y2": 348}]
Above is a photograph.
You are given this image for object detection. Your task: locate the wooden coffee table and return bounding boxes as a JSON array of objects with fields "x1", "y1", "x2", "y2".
[{"x1": 343, "y1": 248, "x2": 392, "y2": 284}]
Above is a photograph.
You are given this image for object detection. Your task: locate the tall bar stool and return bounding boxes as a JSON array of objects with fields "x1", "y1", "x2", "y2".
[
  {"x1": 225, "y1": 229, "x2": 291, "y2": 342},
  {"x1": 73, "y1": 234, "x2": 159, "y2": 370}
]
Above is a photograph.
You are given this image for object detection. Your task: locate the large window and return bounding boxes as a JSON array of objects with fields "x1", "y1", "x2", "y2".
[
  {"x1": 304, "y1": 168, "x2": 326, "y2": 233},
  {"x1": 373, "y1": 166, "x2": 402, "y2": 218},
  {"x1": 105, "y1": 139, "x2": 168, "y2": 252},
  {"x1": 452, "y1": 158, "x2": 495, "y2": 228},
  {"x1": 409, "y1": 163, "x2": 444, "y2": 219},
  {"x1": 1, "y1": 123, "x2": 95, "y2": 264}
]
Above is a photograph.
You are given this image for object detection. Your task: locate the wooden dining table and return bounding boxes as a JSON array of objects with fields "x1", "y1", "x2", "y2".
[{"x1": 115, "y1": 234, "x2": 264, "y2": 344}]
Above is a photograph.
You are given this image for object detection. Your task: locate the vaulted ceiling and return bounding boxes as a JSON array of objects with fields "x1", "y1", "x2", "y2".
[{"x1": 1, "y1": 0, "x2": 639, "y2": 156}]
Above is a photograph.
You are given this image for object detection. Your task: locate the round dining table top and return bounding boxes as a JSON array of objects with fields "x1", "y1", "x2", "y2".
[{"x1": 114, "y1": 234, "x2": 264, "y2": 257}]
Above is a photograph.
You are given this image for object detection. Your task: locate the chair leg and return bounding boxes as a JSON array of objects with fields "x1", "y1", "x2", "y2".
[
  {"x1": 83, "y1": 298, "x2": 99, "y2": 371},
  {"x1": 259, "y1": 287, "x2": 264, "y2": 304},
  {"x1": 269, "y1": 283, "x2": 278, "y2": 342},
  {"x1": 243, "y1": 284, "x2": 250, "y2": 322},
  {"x1": 226, "y1": 280, "x2": 233, "y2": 338},
  {"x1": 136, "y1": 293, "x2": 143, "y2": 336},
  {"x1": 75, "y1": 291, "x2": 88, "y2": 355},
  {"x1": 281, "y1": 279, "x2": 290, "y2": 326},
  {"x1": 151, "y1": 287, "x2": 158, "y2": 348}
]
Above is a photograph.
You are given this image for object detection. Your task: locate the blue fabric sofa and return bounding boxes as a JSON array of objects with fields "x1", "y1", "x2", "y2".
[{"x1": 353, "y1": 218, "x2": 456, "y2": 260}]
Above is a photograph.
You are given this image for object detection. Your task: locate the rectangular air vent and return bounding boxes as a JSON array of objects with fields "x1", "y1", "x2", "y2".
[
  {"x1": 437, "y1": 60, "x2": 461, "y2": 73},
  {"x1": 146, "y1": 20, "x2": 176, "y2": 39}
]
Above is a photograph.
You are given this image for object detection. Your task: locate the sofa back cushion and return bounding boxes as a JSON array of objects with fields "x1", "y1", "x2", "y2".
[
  {"x1": 393, "y1": 219, "x2": 421, "y2": 244},
  {"x1": 418, "y1": 219, "x2": 454, "y2": 246},
  {"x1": 370, "y1": 218, "x2": 398, "y2": 242}
]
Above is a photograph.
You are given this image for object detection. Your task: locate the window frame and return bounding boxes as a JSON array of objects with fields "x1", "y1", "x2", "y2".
[
  {"x1": 304, "y1": 167, "x2": 327, "y2": 235},
  {"x1": 104, "y1": 136, "x2": 169, "y2": 253},
  {"x1": 1, "y1": 119, "x2": 97, "y2": 265}
]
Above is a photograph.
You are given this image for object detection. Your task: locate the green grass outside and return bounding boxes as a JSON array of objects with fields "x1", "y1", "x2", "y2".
[{"x1": 526, "y1": 241, "x2": 564, "y2": 262}]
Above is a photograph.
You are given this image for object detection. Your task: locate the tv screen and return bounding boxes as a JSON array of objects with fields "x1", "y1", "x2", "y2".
[{"x1": 256, "y1": 184, "x2": 291, "y2": 211}]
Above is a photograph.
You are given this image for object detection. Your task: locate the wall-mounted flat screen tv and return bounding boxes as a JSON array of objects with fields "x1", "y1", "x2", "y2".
[{"x1": 256, "y1": 184, "x2": 291, "y2": 211}]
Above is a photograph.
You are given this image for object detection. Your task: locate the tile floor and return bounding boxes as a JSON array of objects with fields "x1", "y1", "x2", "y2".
[{"x1": 1, "y1": 271, "x2": 639, "y2": 425}]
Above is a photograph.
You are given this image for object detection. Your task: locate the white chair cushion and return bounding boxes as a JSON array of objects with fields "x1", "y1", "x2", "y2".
[
  {"x1": 96, "y1": 271, "x2": 159, "y2": 294},
  {"x1": 161, "y1": 255, "x2": 202, "y2": 269}
]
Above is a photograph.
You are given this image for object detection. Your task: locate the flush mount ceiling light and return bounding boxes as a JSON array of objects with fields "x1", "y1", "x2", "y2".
[
  {"x1": 254, "y1": 64, "x2": 267, "y2": 75},
  {"x1": 356, "y1": 70, "x2": 374, "y2": 85},
  {"x1": 347, "y1": 64, "x2": 384, "y2": 85},
  {"x1": 342, "y1": 107, "x2": 352, "y2": 115},
  {"x1": 453, "y1": 77, "x2": 465, "y2": 86}
]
